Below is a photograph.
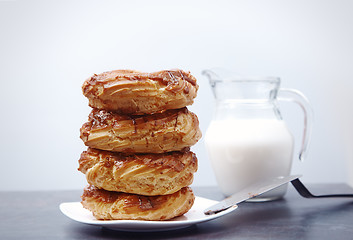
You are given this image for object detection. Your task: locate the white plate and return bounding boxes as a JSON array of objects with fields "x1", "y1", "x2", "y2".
[{"x1": 60, "y1": 196, "x2": 237, "y2": 232}]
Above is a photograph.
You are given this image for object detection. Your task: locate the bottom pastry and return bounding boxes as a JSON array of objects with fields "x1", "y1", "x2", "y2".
[{"x1": 81, "y1": 185, "x2": 195, "y2": 221}]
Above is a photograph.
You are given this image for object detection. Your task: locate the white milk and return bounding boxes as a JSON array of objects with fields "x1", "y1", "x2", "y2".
[{"x1": 205, "y1": 119, "x2": 294, "y2": 200}]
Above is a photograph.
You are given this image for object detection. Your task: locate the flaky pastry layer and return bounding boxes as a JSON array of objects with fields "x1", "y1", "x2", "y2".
[
  {"x1": 78, "y1": 148, "x2": 198, "y2": 196},
  {"x1": 82, "y1": 69, "x2": 198, "y2": 115},
  {"x1": 80, "y1": 108, "x2": 201, "y2": 153},
  {"x1": 81, "y1": 185, "x2": 195, "y2": 221}
]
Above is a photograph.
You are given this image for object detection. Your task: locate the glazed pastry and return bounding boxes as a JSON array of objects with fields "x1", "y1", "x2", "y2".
[
  {"x1": 78, "y1": 148, "x2": 198, "y2": 196},
  {"x1": 82, "y1": 69, "x2": 198, "y2": 115},
  {"x1": 81, "y1": 185, "x2": 195, "y2": 221},
  {"x1": 80, "y1": 108, "x2": 202, "y2": 153}
]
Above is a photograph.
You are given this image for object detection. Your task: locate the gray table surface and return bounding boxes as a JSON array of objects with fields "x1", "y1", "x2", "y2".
[{"x1": 1, "y1": 184, "x2": 353, "y2": 240}]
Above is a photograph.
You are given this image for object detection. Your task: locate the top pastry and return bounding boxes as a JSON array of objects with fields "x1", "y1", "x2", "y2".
[{"x1": 82, "y1": 69, "x2": 198, "y2": 115}]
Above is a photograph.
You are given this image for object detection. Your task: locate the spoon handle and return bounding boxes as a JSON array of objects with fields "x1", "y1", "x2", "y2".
[{"x1": 291, "y1": 178, "x2": 353, "y2": 198}]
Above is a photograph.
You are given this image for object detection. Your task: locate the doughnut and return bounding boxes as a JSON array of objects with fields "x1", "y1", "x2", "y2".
[
  {"x1": 78, "y1": 148, "x2": 198, "y2": 196},
  {"x1": 82, "y1": 69, "x2": 198, "y2": 115},
  {"x1": 81, "y1": 185, "x2": 195, "y2": 221},
  {"x1": 80, "y1": 107, "x2": 202, "y2": 153}
]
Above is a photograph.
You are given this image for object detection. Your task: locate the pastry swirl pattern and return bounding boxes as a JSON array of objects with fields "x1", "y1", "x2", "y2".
[
  {"x1": 81, "y1": 185, "x2": 195, "y2": 221},
  {"x1": 80, "y1": 107, "x2": 202, "y2": 153},
  {"x1": 78, "y1": 148, "x2": 198, "y2": 196},
  {"x1": 82, "y1": 69, "x2": 198, "y2": 115}
]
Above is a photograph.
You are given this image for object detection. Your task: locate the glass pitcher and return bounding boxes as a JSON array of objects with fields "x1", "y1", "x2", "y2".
[{"x1": 202, "y1": 69, "x2": 313, "y2": 201}]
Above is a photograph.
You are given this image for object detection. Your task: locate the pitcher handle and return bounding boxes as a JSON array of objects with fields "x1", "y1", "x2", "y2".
[{"x1": 278, "y1": 88, "x2": 313, "y2": 162}]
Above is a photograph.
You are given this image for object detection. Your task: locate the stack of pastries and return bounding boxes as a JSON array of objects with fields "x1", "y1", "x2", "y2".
[{"x1": 78, "y1": 69, "x2": 202, "y2": 221}]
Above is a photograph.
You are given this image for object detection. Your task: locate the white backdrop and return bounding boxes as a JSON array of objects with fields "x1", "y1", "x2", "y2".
[{"x1": 1, "y1": 0, "x2": 353, "y2": 191}]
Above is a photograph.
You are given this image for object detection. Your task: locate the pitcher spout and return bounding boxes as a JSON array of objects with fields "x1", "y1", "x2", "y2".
[{"x1": 201, "y1": 69, "x2": 221, "y2": 87}]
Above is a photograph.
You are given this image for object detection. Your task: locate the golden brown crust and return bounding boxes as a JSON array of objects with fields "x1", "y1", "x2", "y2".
[
  {"x1": 80, "y1": 108, "x2": 202, "y2": 153},
  {"x1": 82, "y1": 69, "x2": 198, "y2": 115},
  {"x1": 78, "y1": 148, "x2": 198, "y2": 196},
  {"x1": 81, "y1": 185, "x2": 195, "y2": 221}
]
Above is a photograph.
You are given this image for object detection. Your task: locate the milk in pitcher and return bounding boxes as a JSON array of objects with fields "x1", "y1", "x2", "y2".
[{"x1": 205, "y1": 118, "x2": 294, "y2": 200}]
